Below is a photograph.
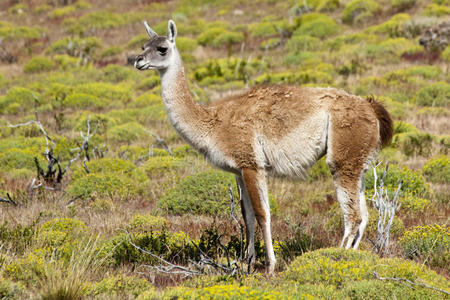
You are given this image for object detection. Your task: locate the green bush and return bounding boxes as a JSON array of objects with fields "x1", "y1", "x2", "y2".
[
  {"x1": 107, "y1": 122, "x2": 148, "y2": 144},
  {"x1": 0, "y1": 87, "x2": 39, "y2": 114},
  {"x1": 176, "y1": 36, "x2": 198, "y2": 52},
  {"x1": 399, "y1": 194, "x2": 432, "y2": 213},
  {"x1": 77, "y1": 82, "x2": 131, "y2": 103},
  {"x1": 392, "y1": 130, "x2": 434, "y2": 157},
  {"x1": 101, "y1": 64, "x2": 139, "y2": 83},
  {"x1": 282, "y1": 248, "x2": 448, "y2": 299},
  {"x1": 136, "y1": 75, "x2": 160, "y2": 91},
  {"x1": 423, "y1": 3, "x2": 450, "y2": 16},
  {"x1": 286, "y1": 35, "x2": 321, "y2": 52},
  {"x1": 442, "y1": 46, "x2": 450, "y2": 62},
  {"x1": 159, "y1": 170, "x2": 239, "y2": 216},
  {"x1": 71, "y1": 157, "x2": 146, "y2": 182},
  {"x1": 342, "y1": 0, "x2": 381, "y2": 24},
  {"x1": 197, "y1": 27, "x2": 244, "y2": 47},
  {"x1": 100, "y1": 46, "x2": 123, "y2": 58},
  {"x1": 248, "y1": 18, "x2": 289, "y2": 37},
  {"x1": 66, "y1": 11, "x2": 127, "y2": 35},
  {"x1": 367, "y1": 13, "x2": 411, "y2": 37},
  {"x1": 414, "y1": 82, "x2": 450, "y2": 107},
  {"x1": 0, "y1": 23, "x2": 41, "y2": 42},
  {"x1": 66, "y1": 173, "x2": 143, "y2": 200},
  {"x1": 131, "y1": 92, "x2": 161, "y2": 108},
  {"x1": 46, "y1": 37, "x2": 102, "y2": 57},
  {"x1": 399, "y1": 224, "x2": 449, "y2": 269},
  {"x1": 365, "y1": 38, "x2": 417, "y2": 63},
  {"x1": 365, "y1": 163, "x2": 430, "y2": 197},
  {"x1": 24, "y1": 56, "x2": 55, "y2": 73},
  {"x1": 172, "y1": 144, "x2": 199, "y2": 158},
  {"x1": 294, "y1": 13, "x2": 339, "y2": 39},
  {"x1": 392, "y1": 0, "x2": 416, "y2": 11},
  {"x1": 63, "y1": 93, "x2": 106, "y2": 109},
  {"x1": 144, "y1": 156, "x2": 185, "y2": 177},
  {"x1": 0, "y1": 278, "x2": 26, "y2": 299},
  {"x1": 306, "y1": 0, "x2": 340, "y2": 12},
  {"x1": 92, "y1": 274, "x2": 151, "y2": 298},
  {"x1": 0, "y1": 148, "x2": 46, "y2": 171},
  {"x1": 129, "y1": 214, "x2": 168, "y2": 232},
  {"x1": 423, "y1": 155, "x2": 450, "y2": 184}
]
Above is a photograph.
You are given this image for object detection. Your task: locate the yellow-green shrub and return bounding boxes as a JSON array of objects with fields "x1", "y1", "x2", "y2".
[
  {"x1": 399, "y1": 224, "x2": 449, "y2": 269},
  {"x1": 144, "y1": 156, "x2": 185, "y2": 177},
  {"x1": 365, "y1": 163, "x2": 431, "y2": 197},
  {"x1": 294, "y1": 13, "x2": 339, "y2": 39},
  {"x1": 129, "y1": 214, "x2": 168, "y2": 232},
  {"x1": 197, "y1": 27, "x2": 244, "y2": 47},
  {"x1": 414, "y1": 82, "x2": 449, "y2": 107},
  {"x1": 24, "y1": 56, "x2": 55, "y2": 73},
  {"x1": 283, "y1": 248, "x2": 448, "y2": 298},
  {"x1": 286, "y1": 35, "x2": 321, "y2": 52},
  {"x1": 159, "y1": 170, "x2": 239, "y2": 216},
  {"x1": 423, "y1": 3, "x2": 450, "y2": 16},
  {"x1": 101, "y1": 64, "x2": 139, "y2": 83},
  {"x1": 0, "y1": 148, "x2": 46, "y2": 171},
  {"x1": 172, "y1": 144, "x2": 199, "y2": 158},
  {"x1": 306, "y1": 0, "x2": 340, "y2": 12},
  {"x1": 399, "y1": 194, "x2": 433, "y2": 213},
  {"x1": 248, "y1": 18, "x2": 289, "y2": 37},
  {"x1": 0, "y1": 277, "x2": 26, "y2": 299},
  {"x1": 131, "y1": 92, "x2": 161, "y2": 108},
  {"x1": 107, "y1": 122, "x2": 148, "y2": 144},
  {"x1": 0, "y1": 23, "x2": 41, "y2": 42},
  {"x1": 46, "y1": 36, "x2": 102, "y2": 56},
  {"x1": 92, "y1": 274, "x2": 151, "y2": 298},
  {"x1": 0, "y1": 87, "x2": 40, "y2": 114},
  {"x1": 342, "y1": 0, "x2": 381, "y2": 24},
  {"x1": 423, "y1": 155, "x2": 450, "y2": 184}
]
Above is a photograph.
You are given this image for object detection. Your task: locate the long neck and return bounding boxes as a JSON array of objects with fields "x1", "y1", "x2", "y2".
[{"x1": 158, "y1": 50, "x2": 213, "y2": 151}]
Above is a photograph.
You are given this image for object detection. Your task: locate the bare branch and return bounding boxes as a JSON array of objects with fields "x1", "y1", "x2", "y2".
[
  {"x1": 370, "y1": 162, "x2": 402, "y2": 255},
  {"x1": 144, "y1": 129, "x2": 173, "y2": 156},
  {"x1": 0, "y1": 193, "x2": 17, "y2": 206},
  {"x1": 373, "y1": 271, "x2": 450, "y2": 295}
]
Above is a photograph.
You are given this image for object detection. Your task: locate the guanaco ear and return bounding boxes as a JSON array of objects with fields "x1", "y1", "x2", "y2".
[
  {"x1": 168, "y1": 20, "x2": 177, "y2": 43},
  {"x1": 144, "y1": 21, "x2": 157, "y2": 39}
]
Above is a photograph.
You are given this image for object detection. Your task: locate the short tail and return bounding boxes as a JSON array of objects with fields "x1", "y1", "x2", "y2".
[{"x1": 367, "y1": 96, "x2": 393, "y2": 148}]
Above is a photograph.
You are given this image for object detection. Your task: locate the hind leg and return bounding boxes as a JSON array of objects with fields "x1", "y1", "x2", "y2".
[
  {"x1": 236, "y1": 175, "x2": 256, "y2": 265},
  {"x1": 329, "y1": 162, "x2": 370, "y2": 250}
]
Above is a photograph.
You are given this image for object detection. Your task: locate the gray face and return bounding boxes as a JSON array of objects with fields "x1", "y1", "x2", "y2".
[{"x1": 134, "y1": 20, "x2": 177, "y2": 71}]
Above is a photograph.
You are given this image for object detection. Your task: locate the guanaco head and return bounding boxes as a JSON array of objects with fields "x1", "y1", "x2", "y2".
[{"x1": 134, "y1": 20, "x2": 178, "y2": 71}]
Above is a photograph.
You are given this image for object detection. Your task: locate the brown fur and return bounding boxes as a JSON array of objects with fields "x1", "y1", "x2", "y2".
[
  {"x1": 241, "y1": 168, "x2": 266, "y2": 223},
  {"x1": 367, "y1": 96, "x2": 393, "y2": 148}
]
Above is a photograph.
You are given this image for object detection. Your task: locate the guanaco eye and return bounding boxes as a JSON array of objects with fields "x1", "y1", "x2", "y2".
[{"x1": 157, "y1": 46, "x2": 168, "y2": 55}]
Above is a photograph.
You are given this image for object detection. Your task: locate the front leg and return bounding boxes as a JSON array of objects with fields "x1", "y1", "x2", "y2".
[
  {"x1": 241, "y1": 168, "x2": 276, "y2": 275},
  {"x1": 236, "y1": 175, "x2": 256, "y2": 266}
]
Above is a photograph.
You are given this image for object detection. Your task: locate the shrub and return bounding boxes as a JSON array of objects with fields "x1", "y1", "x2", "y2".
[
  {"x1": 53, "y1": 54, "x2": 81, "y2": 70},
  {"x1": 107, "y1": 122, "x2": 148, "y2": 144},
  {"x1": 71, "y1": 157, "x2": 146, "y2": 183},
  {"x1": 100, "y1": 46, "x2": 123, "y2": 58},
  {"x1": 24, "y1": 56, "x2": 55, "y2": 73},
  {"x1": 0, "y1": 216, "x2": 40, "y2": 255},
  {"x1": 131, "y1": 92, "x2": 161, "y2": 108},
  {"x1": 248, "y1": 18, "x2": 289, "y2": 37},
  {"x1": 294, "y1": 13, "x2": 339, "y2": 39},
  {"x1": 172, "y1": 144, "x2": 199, "y2": 158},
  {"x1": 66, "y1": 11, "x2": 127, "y2": 35},
  {"x1": 129, "y1": 214, "x2": 168, "y2": 231},
  {"x1": 282, "y1": 248, "x2": 448, "y2": 298},
  {"x1": 73, "y1": 111, "x2": 116, "y2": 135},
  {"x1": 144, "y1": 156, "x2": 185, "y2": 177},
  {"x1": 399, "y1": 224, "x2": 449, "y2": 269},
  {"x1": 392, "y1": 0, "x2": 416, "y2": 11},
  {"x1": 399, "y1": 194, "x2": 432, "y2": 213},
  {"x1": 365, "y1": 38, "x2": 416, "y2": 63},
  {"x1": 136, "y1": 75, "x2": 160, "y2": 90},
  {"x1": 176, "y1": 36, "x2": 198, "y2": 52},
  {"x1": 159, "y1": 170, "x2": 239, "y2": 216},
  {"x1": 286, "y1": 35, "x2": 321, "y2": 52},
  {"x1": 392, "y1": 130, "x2": 434, "y2": 157},
  {"x1": 4, "y1": 250, "x2": 46, "y2": 283},
  {"x1": 307, "y1": 0, "x2": 340, "y2": 12},
  {"x1": 414, "y1": 82, "x2": 450, "y2": 107},
  {"x1": 423, "y1": 155, "x2": 450, "y2": 184},
  {"x1": 77, "y1": 82, "x2": 131, "y2": 103},
  {"x1": 197, "y1": 27, "x2": 244, "y2": 47},
  {"x1": 442, "y1": 46, "x2": 450, "y2": 62},
  {"x1": 0, "y1": 23, "x2": 41, "y2": 42},
  {"x1": 0, "y1": 87, "x2": 39, "y2": 114},
  {"x1": 342, "y1": 0, "x2": 381, "y2": 24},
  {"x1": 46, "y1": 37, "x2": 102, "y2": 57},
  {"x1": 92, "y1": 274, "x2": 151, "y2": 298},
  {"x1": 63, "y1": 93, "x2": 106, "y2": 109},
  {"x1": 49, "y1": 6, "x2": 76, "y2": 18},
  {"x1": 367, "y1": 13, "x2": 411, "y2": 37},
  {"x1": 365, "y1": 163, "x2": 430, "y2": 197},
  {"x1": 101, "y1": 64, "x2": 138, "y2": 83},
  {"x1": 0, "y1": 278, "x2": 26, "y2": 299},
  {"x1": 66, "y1": 173, "x2": 142, "y2": 200},
  {"x1": 0, "y1": 148, "x2": 46, "y2": 171},
  {"x1": 423, "y1": 3, "x2": 450, "y2": 16},
  {"x1": 37, "y1": 218, "x2": 89, "y2": 260}
]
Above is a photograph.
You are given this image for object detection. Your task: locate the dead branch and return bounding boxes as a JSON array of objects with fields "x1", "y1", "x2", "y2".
[
  {"x1": 370, "y1": 162, "x2": 402, "y2": 255},
  {"x1": 0, "y1": 193, "x2": 17, "y2": 206},
  {"x1": 373, "y1": 271, "x2": 450, "y2": 295},
  {"x1": 144, "y1": 129, "x2": 173, "y2": 156},
  {"x1": 66, "y1": 116, "x2": 95, "y2": 174}
]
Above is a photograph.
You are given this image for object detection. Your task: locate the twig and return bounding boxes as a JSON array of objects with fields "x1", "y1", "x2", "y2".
[
  {"x1": 373, "y1": 271, "x2": 450, "y2": 295},
  {"x1": 144, "y1": 129, "x2": 173, "y2": 156},
  {"x1": 0, "y1": 193, "x2": 17, "y2": 206}
]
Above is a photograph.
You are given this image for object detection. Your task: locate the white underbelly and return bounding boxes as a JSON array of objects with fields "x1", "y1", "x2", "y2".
[{"x1": 256, "y1": 112, "x2": 328, "y2": 178}]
